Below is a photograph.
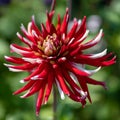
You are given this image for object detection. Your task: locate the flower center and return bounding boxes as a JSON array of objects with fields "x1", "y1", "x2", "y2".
[{"x1": 38, "y1": 33, "x2": 61, "y2": 56}]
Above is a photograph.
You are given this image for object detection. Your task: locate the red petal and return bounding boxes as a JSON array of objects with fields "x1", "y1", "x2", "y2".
[
  {"x1": 31, "y1": 16, "x2": 42, "y2": 37},
  {"x1": 80, "y1": 29, "x2": 103, "y2": 50},
  {"x1": 54, "y1": 65, "x2": 70, "y2": 95},
  {"x1": 56, "y1": 14, "x2": 61, "y2": 31},
  {"x1": 41, "y1": 23, "x2": 49, "y2": 38},
  {"x1": 64, "y1": 61, "x2": 89, "y2": 76},
  {"x1": 36, "y1": 85, "x2": 45, "y2": 116},
  {"x1": 60, "y1": 8, "x2": 69, "y2": 34},
  {"x1": 44, "y1": 70, "x2": 55, "y2": 104},
  {"x1": 23, "y1": 62, "x2": 46, "y2": 81},
  {"x1": 62, "y1": 69, "x2": 80, "y2": 90},
  {"x1": 77, "y1": 76, "x2": 92, "y2": 103},
  {"x1": 5, "y1": 56, "x2": 27, "y2": 64},
  {"x1": 67, "y1": 19, "x2": 78, "y2": 39},
  {"x1": 74, "y1": 16, "x2": 86, "y2": 40},
  {"x1": 7, "y1": 63, "x2": 36, "y2": 71},
  {"x1": 21, "y1": 80, "x2": 45, "y2": 98},
  {"x1": 13, "y1": 80, "x2": 36, "y2": 95}
]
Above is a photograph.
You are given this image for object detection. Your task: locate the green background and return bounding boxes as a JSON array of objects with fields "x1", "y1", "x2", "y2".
[{"x1": 0, "y1": 0, "x2": 120, "y2": 120}]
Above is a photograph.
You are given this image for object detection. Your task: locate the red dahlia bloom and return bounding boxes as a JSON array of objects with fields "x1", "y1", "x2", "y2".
[{"x1": 5, "y1": 8, "x2": 116, "y2": 116}]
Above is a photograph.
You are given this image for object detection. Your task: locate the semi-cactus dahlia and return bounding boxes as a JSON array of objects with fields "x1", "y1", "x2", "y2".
[{"x1": 5, "y1": 8, "x2": 116, "y2": 116}]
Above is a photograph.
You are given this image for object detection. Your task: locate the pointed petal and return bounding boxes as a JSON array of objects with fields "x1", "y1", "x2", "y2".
[
  {"x1": 36, "y1": 85, "x2": 45, "y2": 116},
  {"x1": 44, "y1": 71, "x2": 54, "y2": 104},
  {"x1": 56, "y1": 79, "x2": 65, "y2": 100},
  {"x1": 21, "y1": 80, "x2": 45, "y2": 98},
  {"x1": 64, "y1": 61, "x2": 90, "y2": 76},
  {"x1": 81, "y1": 29, "x2": 103, "y2": 50},
  {"x1": 55, "y1": 66, "x2": 70, "y2": 96},
  {"x1": 5, "y1": 56, "x2": 27, "y2": 64},
  {"x1": 89, "y1": 49, "x2": 107, "y2": 59},
  {"x1": 60, "y1": 8, "x2": 69, "y2": 34},
  {"x1": 13, "y1": 80, "x2": 36, "y2": 95}
]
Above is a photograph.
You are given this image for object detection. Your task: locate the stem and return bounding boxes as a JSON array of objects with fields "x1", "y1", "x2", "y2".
[
  {"x1": 53, "y1": 85, "x2": 57, "y2": 120},
  {"x1": 35, "y1": 93, "x2": 41, "y2": 120},
  {"x1": 50, "y1": 0, "x2": 56, "y2": 11},
  {"x1": 36, "y1": 115, "x2": 40, "y2": 120}
]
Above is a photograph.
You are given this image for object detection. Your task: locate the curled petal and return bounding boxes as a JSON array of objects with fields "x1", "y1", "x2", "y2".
[
  {"x1": 64, "y1": 62, "x2": 89, "y2": 76},
  {"x1": 81, "y1": 29, "x2": 103, "y2": 50},
  {"x1": 88, "y1": 49, "x2": 107, "y2": 59}
]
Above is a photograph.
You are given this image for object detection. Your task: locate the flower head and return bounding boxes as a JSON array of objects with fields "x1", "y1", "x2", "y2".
[{"x1": 5, "y1": 8, "x2": 116, "y2": 116}]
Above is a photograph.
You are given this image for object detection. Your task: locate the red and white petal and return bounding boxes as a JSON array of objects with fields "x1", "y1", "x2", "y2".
[
  {"x1": 20, "y1": 80, "x2": 45, "y2": 98},
  {"x1": 22, "y1": 57, "x2": 42, "y2": 64},
  {"x1": 4, "y1": 63, "x2": 35, "y2": 72},
  {"x1": 81, "y1": 29, "x2": 103, "y2": 50},
  {"x1": 5, "y1": 56, "x2": 27, "y2": 64},
  {"x1": 17, "y1": 32, "x2": 33, "y2": 47},
  {"x1": 88, "y1": 49, "x2": 107, "y2": 59},
  {"x1": 36, "y1": 85, "x2": 45, "y2": 116},
  {"x1": 10, "y1": 44, "x2": 31, "y2": 55},
  {"x1": 13, "y1": 80, "x2": 36, "y2": 95},
  {"x1": 56, "y1": 79, "x2": 65, "y2": 100},
  {"x1": 22, "y1": 62, "x2": 46, "y2": 82},
  {"x1": 74, "y1": 63, "x2": 101, "y2": 76},
  {"x1": 44, "y1": 71, "x2": 54, "y2": 104}
]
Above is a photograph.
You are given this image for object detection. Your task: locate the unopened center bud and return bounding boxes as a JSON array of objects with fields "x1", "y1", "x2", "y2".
[{"x1": 43, "y1": 33, "x2": 61, "y2": 56}]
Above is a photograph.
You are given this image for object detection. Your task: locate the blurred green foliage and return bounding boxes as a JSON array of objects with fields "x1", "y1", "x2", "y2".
[{"x1": 0, "y1": 0, "x2": 120, "y2": 120}]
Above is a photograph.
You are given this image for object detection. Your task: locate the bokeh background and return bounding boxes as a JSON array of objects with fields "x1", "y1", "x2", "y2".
[{"x1": 0, "y1": 0, "x2": 120, "y2": 120}]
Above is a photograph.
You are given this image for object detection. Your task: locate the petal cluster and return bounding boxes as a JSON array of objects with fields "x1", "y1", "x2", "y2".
[{"x1": 5, "y1": 8, "x2": 116, "y2": 116}]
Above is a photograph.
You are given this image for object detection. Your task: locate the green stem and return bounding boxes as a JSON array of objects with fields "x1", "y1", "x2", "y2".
[
  {"x1": 36, "y1": 115, "x2": 40, "y2": 120},
  {"x1": 53, "y1": 85, "x2": 57, "y2": 120}
]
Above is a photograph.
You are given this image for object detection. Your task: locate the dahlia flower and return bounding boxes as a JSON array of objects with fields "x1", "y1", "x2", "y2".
[{"x1": 5, "y1": 8, "x2": 115, "y2": 116}]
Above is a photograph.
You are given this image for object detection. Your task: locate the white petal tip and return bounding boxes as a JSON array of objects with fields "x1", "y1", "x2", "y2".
[
  {"x1": 61, "y1": 93, "x2": 65, "y2": 100},
  {"x1": 88, "y1": 66, "x2": 101, "y2": 76},
  {"x1": 100, "y1": 29, "x2": 103, "y2": 32},
  {"x1": 9, "y1": 68, "x2": 23, "y2": 72},
  {"x1": 61, "y1": 96, "x2": 65, "y2": 100},
  {"x1": 4, "y1": 56, "x2": 9, "y2": 59},
  {"x1": 3, "y1": 63, "x2": 8, "y2": 66},
  {"x1": 20, "y1": 95, "x2": 26, "y2": 98},
  {"x1": 20, "y1": 96, "x2": 24, "y2": 98},
  {"x1": 31, "y1": 76, "x2": 38, "y2": 80},
  {"x1": 44, "y1": 101, "x2": 47, "y2": 105},
  {"x1": 90, "y1": 49, "x2": 107, "y2": 59},
  {"x1": 81, "y1": 92, "x2": 87, "y2": 100},
  {"x1": 16, "y1": 32, "x2": 21, "y2": 36},
  {"x1": 20, "y1": 80, "x2": 25, "y2": 83}
]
